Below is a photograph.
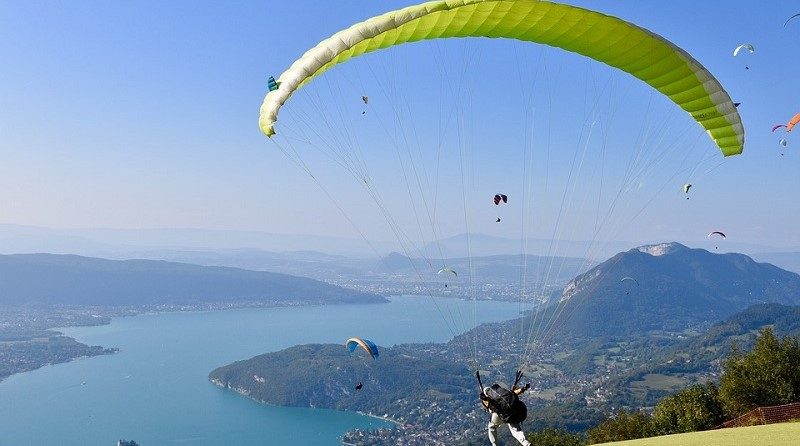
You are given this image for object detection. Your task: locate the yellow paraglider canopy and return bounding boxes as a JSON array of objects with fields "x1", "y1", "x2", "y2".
[{"x1": 260, "y1": 0, "x2": 744, "y2": 156}]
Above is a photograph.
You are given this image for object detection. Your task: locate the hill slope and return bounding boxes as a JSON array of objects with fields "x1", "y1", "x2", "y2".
[
  {"x1": 0, "y1": 253, "x2": 384, "y2": 306},
  {"x1": 595, "y1": 422, "x2": 800, "y2": 446},
  {"x1": 553, "y1": 243, "x2": 800, "y2": 338}
]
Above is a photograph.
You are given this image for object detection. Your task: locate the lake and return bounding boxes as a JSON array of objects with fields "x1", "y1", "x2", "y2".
[{"x1": 0, "y1": 296, "x2": 522, "y2": 445}]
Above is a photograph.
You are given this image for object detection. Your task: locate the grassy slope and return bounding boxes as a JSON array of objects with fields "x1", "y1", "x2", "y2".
[{"x1": 595, "y1": 422, "x2": 800, "y2": 446}]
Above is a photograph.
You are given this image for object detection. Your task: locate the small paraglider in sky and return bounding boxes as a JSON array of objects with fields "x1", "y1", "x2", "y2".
[
  {"x1": 780, "y1": 138, "x2": 788, "y2": 155},
  {"x1": 683, "y1": 183, "x2": 691, "y2": 199},
  {"x1": 438, "y1": 267, "x2": 457, "y2": 288},
  {"x1": 493, "y1": 194, "x2": 507, "y2": 222},
  {"x1": 267, "y1": 76, "x2": 280, "y2": 91},
  {"x1": 708, "y1": 231, "x2": 726, "y2": 250},
  {"x1": 361, "y1": 96, "x2": 368, "y2": 104},
  {"x1": 784, "y1": 13, "x2": 800, "y2": 27},
  {"x1": 773, "y1": 124, "x2": 787, "y2": 132},
  {"x1": 346, "y1": 337, "x2": 378, "y2": 392},
  {"x1": 620, "y1": 276, "x2": 639, "y2": 295},
  {"x1": 732, "y1": 44, "x2": 754, "y2": 69}
]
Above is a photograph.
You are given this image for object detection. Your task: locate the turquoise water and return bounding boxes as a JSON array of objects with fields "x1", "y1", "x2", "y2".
[{"x1": 0, "y1": 296, "x2": 522, "y2": 445}]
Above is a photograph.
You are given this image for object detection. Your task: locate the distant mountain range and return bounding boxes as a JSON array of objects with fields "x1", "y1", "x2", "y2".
[
  {"x1": 751, "y1": 251, "x2": 800, "y2": 275},
  {"x1": 0, "y1": 253, "x2": 384, "y2": 306},
  {"x1": 2, "y1": 223, "x2": 793, "y2": 264},
  {"x1": 0, "y1": 224, "x2": 390, "y2": 257},
  {"x1": 549, "y1": 242, "x2": 800, "y2": 338},
  {"x1": 379, "y1": 251, "x2": 590, "y2": 285}
]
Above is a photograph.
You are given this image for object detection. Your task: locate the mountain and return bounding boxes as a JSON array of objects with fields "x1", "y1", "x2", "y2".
[
  {"x1": 600, "y1": 303, "x2": 800, "y2": 407},
  {"x1": 379, "y1": 251, "x2": 591, "y2": 286},
  {"x1": 0, "y1": 224, "x2": 392, "y2": 257},
  {"x1": 751, "y1": 252, "x2": 800, "y2": 275},
  {"x1": 0, "y1": 253, "x2": 384, "y2": 306},
  {"x1": 551, "y1": 242, "x2": 800, "y2": 338},
  {"x1": 419, "y1": 233, "x2": 635, "y2": 259}
]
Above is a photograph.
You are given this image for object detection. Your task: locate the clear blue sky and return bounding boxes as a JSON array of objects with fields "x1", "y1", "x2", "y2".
[{"x1": 1, "y1": 1, "x2": 798, "y2": 250}]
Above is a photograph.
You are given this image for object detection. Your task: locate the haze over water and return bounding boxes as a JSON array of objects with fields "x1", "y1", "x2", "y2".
[{"x1": 0, "y1": 296, "x2": 521, "y2": 446}]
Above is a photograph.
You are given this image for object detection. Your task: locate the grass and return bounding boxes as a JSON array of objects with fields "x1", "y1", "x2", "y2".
[{"x1": 595, "y1": 422, "x2": 800, "y2": 446}]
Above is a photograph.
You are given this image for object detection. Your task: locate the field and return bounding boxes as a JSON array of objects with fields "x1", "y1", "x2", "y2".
[{"x1": 596, "y1": 422, "x2": 800, "y2": 446}]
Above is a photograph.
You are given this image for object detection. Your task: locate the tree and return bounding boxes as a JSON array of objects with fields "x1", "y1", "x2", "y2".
[
  {"x1": 719, "y1": 327, "x2": 800, "y2": 417},
  {"x1": 586, "y1": 410, "x2": 653, "y2": 444},
  {"x1": 526, "y1": 428, "x2": 585, "y2": 446},
  {"x1": 651, "y1": 382, "x2": 724, "y2": 434}
]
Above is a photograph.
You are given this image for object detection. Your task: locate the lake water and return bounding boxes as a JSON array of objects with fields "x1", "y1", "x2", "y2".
[{"x1": 0, "y1": 296, "x2": 522, "y2": 445}]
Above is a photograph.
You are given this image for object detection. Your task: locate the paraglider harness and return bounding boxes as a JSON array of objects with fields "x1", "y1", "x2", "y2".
[{"x1": 476, "y1": 370, "x2": 528, "y2": 424}]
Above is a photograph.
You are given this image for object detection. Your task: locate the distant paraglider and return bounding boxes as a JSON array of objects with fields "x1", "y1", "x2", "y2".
[
  {"x1": 361, "y1": 96, "x2": 368, "y2": 104},
  {"x1": 683, "y1": 183, "x2": 691, "y2": 199},
  {"x1": 346, "y1": 337, "x2": 378, "y2": 392},
  {"x1": 732, "y1": 44, "x2": 754, "y2": 69},
  {"x1": 620, "y1": 276, "x2": 639, "y2": 295},
  {"x1": 438, "y1": 267, "x2": 457, "y2": 289},
  {"x1": 708, "y1": 231, "x2": 726, "y2": 250},
  {"x1": 493, "y1": 194, "x2": 508, "y2": 223},
  {"x1": 784, "y1": 13, "x2": 800, "y2": 27}
]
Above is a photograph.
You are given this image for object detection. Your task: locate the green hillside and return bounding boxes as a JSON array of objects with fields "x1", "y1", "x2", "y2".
[{"x1": 595, "y1": 422, "x2": 799, "y2": 446}]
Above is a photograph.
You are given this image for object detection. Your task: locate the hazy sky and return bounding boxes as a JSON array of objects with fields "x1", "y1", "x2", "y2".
[{"x1": 1, "y1": 1, "x2": 798, "y2": 250}]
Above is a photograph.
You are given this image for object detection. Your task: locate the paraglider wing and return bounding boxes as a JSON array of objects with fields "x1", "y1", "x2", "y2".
[
  {"x1": 772, "y1": 124, "x2": 787, "y2": 132},
  {"x1": 780, "y1": 138, "x2": 788, "y2": 147},
  {"x1": 787, "y1": 113, "x2": 800, "y2": 132},
  {"x1": 437, "y1": 267, "x2": 457, "y2": 277},
  {"x1": 259, "y1": 0, "x2": 744, "y2": 156},
  {"x1": 784, "y1": 13, "x2": 800, "y2": 27},
  {"x1": 683, "y1": 183, "x2": 691, "y2": 194},
  {"x1": 732, "y1": 44, "x2": 754, "y2": 57},
  {"x1": 707, "y1": 231, "x2": 726, "y2": 239},
  {"x1": 493, "y1": 194, "x2": 508, "y2": 205},
  {"x1": 620, "y1": 277, "x2": 639, "y2": 286},
  {"x1": 346, "y1": 337, "x2": 379, "y2": 360},
  {"x1": 361, "y1": 95, "x2": 369, "y2": 104}
]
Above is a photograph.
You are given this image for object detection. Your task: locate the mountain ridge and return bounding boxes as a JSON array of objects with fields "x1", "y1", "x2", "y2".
[{"x1": 0, "y1": 253, "x2": 385, "y2": 306}]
